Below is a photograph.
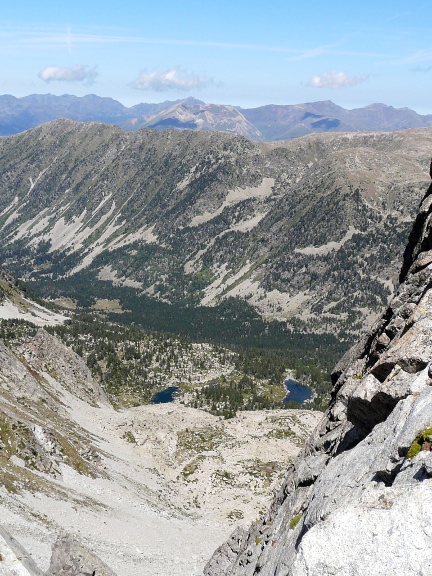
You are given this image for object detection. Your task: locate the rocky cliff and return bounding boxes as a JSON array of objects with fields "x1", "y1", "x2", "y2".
[{"x1": 205, "y1": 181, "x2": 432, "y2": 574}]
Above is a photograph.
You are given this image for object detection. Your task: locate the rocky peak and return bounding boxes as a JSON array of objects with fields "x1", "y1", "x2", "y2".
[{"x1": 206, "y1": 179, "x2": 432, "y2": 574}]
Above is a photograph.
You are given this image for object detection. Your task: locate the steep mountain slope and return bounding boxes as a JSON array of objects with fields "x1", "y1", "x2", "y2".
[
  {"x1": 206, "y1": 179, "x2": 432, "y2": 575},
  {"x1": 0, "y1": 267, "x2": 67, "y2": 326},
  {"x1": 0, "y1": 121, "x2": 430, "y2": 346}
]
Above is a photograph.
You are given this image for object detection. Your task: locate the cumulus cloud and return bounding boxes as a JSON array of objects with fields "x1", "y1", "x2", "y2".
[
  {"x1": 38, "y1": 64, "x2": 98, "y2": 85},
  {"x1": 132, "y1": 67, "x2": 211, "y2": 91},
  {"x1": 307, "y1": 70, "x2": 369, "y2": 89}
]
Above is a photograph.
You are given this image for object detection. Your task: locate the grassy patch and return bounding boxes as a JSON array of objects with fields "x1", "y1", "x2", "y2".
[
  {"x1": 181, "y1": 455, "x2": 204, "y2": 481},
  {"x1": 55, "y1": 433, "x2": 96, "y2": 477},
  {"x1": 176, "y1": 426, "x2": 224, "y2": 455},
  {"x1": 0, "y1": 466, "x2": 20, "y2": 493},
  {"x1": 266, "y1": 428, "x2": 297, "y2": 440},
  {"x1": 227, "y1": 509, "x2": 244, "y2": 521},
  {"x1": 93, "y1": 299, "x2": 124, "y2": 313},
  {"x1": 122, "y1": 431, "x2": 136, "y2": 444},
  {"x1": 0, "y1": 420, "x2": 16, "y2": 457},
  {"x1": 53, "y1": 297, "x2": 77, "y2": 310}
]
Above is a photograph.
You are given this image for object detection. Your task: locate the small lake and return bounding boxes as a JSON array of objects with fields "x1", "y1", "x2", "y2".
[
  {"x1": 283, "y1": 379, "x2": 313, "y2": 404},
  {"x1": 150, "y1": 386, "x2": 180, "y2": 404},
  {"x1": 150, "y1": 381, "x2": 312, "y2": 406}
]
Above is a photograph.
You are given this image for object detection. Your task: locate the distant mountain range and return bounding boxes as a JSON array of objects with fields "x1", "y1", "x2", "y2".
[{"x1": 1, "y1": 94, "x2": 432, "y2": 140}]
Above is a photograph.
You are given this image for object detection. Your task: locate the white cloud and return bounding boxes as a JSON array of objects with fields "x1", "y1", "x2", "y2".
[
  {"x1": 307, "y1": 70, "x2": 369, "y2": 89},
  {"x1": 38, "y1": 64, "x2": 98, "y2": 85},
  {"x1": 132, "y1": 67, "x2": 211, "y2": 91}
]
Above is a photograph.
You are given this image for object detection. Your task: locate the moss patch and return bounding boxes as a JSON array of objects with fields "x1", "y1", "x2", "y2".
[
  {"x1": 289, "y1": 513, "x2": 302, "y2": 530},
  {"x1": 407, "y1": 427, "x2": 432, "y2": 459}
]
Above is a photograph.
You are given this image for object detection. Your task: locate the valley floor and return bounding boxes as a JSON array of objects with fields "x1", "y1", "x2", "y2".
[{"x1": 0, "y1": 385, "x2": 321, "y2": 575}]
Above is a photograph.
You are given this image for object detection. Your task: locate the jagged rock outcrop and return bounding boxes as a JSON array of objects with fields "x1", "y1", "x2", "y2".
[
  {"x1": 205, "y1": 181, "x2": 432, "y2": 574},
  {"x1": 46, "y1": 534, "x2": 117, "y2": 576},
  {"x1": 0, "y1": 527, "x2": 116, "y2": 576},
  {"x1": 16, "y1": 329, "x2": 109, "y2": 406}
]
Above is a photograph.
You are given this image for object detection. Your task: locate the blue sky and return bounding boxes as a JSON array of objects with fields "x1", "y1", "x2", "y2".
[{"x1": 2, "y1": 0, "x2": 432, "y2": 112}]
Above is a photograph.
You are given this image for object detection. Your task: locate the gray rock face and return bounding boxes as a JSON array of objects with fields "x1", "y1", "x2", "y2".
[
  {"x1": 0, "y1": 529, "x2": 117, "y2": 576},
  {"x1": 16, "y1": 329, "x2": 109, "y2": 407},
  {"x1": 46, "y1": 535, "x2": 117, "y2": 576},
  {"x1": 205, "y1": 183, "x2": 432, "y2": 575},
  {"x1": 0, "y1": 526, "x2": 44, "y2": 575}
]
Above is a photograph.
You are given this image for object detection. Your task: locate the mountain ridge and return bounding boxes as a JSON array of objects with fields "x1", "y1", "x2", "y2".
[
  {"x1": 0, "y1": 118, "x2": 430, "y2": 407},
  {"x1": 0, "y1": 120, "x2": 430, "y2": 346},
  {"x1": 1, "y1": 93, "x2": 432, "y2": 140}
]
